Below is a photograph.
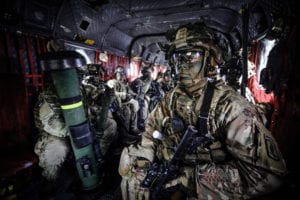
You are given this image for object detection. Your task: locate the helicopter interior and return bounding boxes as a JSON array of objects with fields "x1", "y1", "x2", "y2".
[{"x1": 0, "y1": 0, "x2": 299, "y2": 199}]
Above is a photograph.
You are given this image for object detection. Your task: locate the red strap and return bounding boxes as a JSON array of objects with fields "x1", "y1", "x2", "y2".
[{"x1": 95, "y1": 50, "x2": 100, "y2": 63}]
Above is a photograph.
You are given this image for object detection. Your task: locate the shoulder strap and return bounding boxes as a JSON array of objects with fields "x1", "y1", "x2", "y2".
[{"x1": 198, "y1": 81, "x2": 215, "y2": 135}]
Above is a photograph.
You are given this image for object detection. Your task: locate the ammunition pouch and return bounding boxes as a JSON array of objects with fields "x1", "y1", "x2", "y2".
[
  {"x1": 209, "y1": 141, "x2": 227, "y2": 163},
  {"x1": 184, "y1": 141, "x2": 227, "y2": 164},
  {"x1": 119, "y1": 145, "x2": 154, "y2": 177},
  {"x1": 135, "y1": 157, "x2": 151, "y2": 169},
  {"x1": 69, "y1": 121, "x2": 93, "y2": 148}
]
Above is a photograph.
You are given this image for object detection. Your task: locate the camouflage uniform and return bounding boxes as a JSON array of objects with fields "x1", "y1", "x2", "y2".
[
  {"x1": 34, "y1": 85, "x2": 70, "y2": 180},
  {"x1": 34, "y1": 64, "x2": 117, "y2": 180},
  {"x1": 81, "y1": 66, "x2": 118, "y2": 156},
  {"x1": 108, "y1": 66, "x2": 140, "y2": 136},
  {"x1": 34, "y1": 40, "x2": 70, "y2": 180},
  {"x1": 119, "y1": 22, "x2": 287, "y2": 199},
  {"x1": 131, "y1": 66, "x2": 152, "y2": 122},
  {"x1": 159, "y1": 68, "x2": 176, "y2": 93},
  {"x1": 131, "y1": 64, "x2": 164, "y2": 131}
]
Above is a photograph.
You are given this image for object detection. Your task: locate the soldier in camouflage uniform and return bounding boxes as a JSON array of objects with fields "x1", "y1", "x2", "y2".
[
  {"x1": 81, "y1": 64, "x2": 118, "y2": 156},
  {"x1": 34, "y1": 63, "x2": 117, "y2": 181},
  {"x1": 108, "y1": 66, "x2": 140, "y2": 142},
  {"x1": 158, "y1": 66, "x2": 176, "y2": 93},
  {"x1": 131, "y1": 63, "x2": 164, "y2": 131},
  {"x1": 119, "y1": 22, "x2": 287, "y2": 199},
  {"x1": 34, "y1": 40, "x2": 70, "y2": 180},
  {"x1": 34, "y1": 76, "x2": 70, "y2": 180}
]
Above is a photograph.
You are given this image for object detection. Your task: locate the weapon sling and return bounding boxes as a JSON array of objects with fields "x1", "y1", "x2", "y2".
[{"x1": 198, "y1": 80, "x2": 215, "y2": 135}]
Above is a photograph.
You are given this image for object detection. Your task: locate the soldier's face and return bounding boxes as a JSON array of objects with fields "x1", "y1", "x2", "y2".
[
  {"x1": 116, "y1": 72, "x2": 122, "y2": 80},
  {"x1": 141, "y1": 67, "x2": 152, "y2": 78},
  {"x1": 173, "y1": 50, "x2": 205, "y2": 79}
]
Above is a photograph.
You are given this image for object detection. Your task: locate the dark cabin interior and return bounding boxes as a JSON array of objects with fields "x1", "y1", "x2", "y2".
[{"x1": 0, "y1": 0, "x2": 299, "y2": 199}]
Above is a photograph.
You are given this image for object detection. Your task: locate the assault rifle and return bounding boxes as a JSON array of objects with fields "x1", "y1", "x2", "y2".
[
  {"x1": 141, "y1": 125, "x2": 213, "y2": 200},
  {"x1": 141, "y1": 125, "x2": 212, "y2": 199}
]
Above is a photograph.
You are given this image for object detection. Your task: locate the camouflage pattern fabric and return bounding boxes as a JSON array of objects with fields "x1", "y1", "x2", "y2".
[
  {"x1": 119, "y1": 145, "x2": 154, "y2": 200},
  {"x1": 34, "y1": 132, "x2": 70, "y2": 180},
  {"x1": 34, "y1": 87, "x2": 70, "y2": 180},
  {"x1": 81, "y1": 76, "x2": 118, "y2": 156},
  {"x1": 131, "y1": 77, "x2": 151, "y2": 112},
  {"x1": 120, "y1": 79, "x2": 287, "y2": 199},
  {"x1": 120, "y1": 100, "x2": 139, "y2": 133},
  {"x1": 159, "y1": 76, "x2": 175, "y2": 93},
  {"x1": 34, "y1": 79, "x2": 117, "y2": 180},
  {"x1": 114, "y1": 79, "x2": 130, "y2": 102},
  {"x1": 94, "y1": 116, "x2": 118, "y2": 155},
  {"x1": 131, "y1": 76, "x2": 164, "y2": 124},
  {"x1": 112, "y1": 78, "x2": 140, "y2": 133},
  {"x1": 34, "y1": 87, "x2": 68, "y2": 138}
]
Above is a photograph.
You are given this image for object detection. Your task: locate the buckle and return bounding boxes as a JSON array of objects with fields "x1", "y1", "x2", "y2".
[{"x1": 199, "y1": 115, "x2": 208, "y2": 120}]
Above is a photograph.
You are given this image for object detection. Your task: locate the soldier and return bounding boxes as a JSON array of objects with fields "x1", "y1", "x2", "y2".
[
  {"x1": 34, "y1": 40, "x2": 71, "y2": 181},
  {"x1": 159, "y1": 66, "x2": 176, "y2": 93},
  {"x1": 108, "y1": 65, "x2": 141, "y2": 145},
  {"x1": 34, "y1": 78, "x2": 70, "y2": 180},
  {"x1": 131, "y1": 62, "x2": 164, "y2": 131},
  {"x1": 34, "y1": 55, "x2": 117, "y2": 183},
  {"x1": 155, "y1": 71, "x2": 164, "y2": 83},
  {"x1": 118, "y1": 22, "x2": 287, "y2": 199},
  {"x1": 81, "y1": 64, "x2": 118, "y2": 157}
]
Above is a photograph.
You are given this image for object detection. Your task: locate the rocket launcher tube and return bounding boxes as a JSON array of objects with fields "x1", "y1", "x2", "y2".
[{"x1": 39, "y1": 51, "x2": 100, "y2": 190}]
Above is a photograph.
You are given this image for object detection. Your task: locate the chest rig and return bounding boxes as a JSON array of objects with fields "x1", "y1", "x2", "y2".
[
  {"x1": 168, "y1": 81, "x2": 227, "y2": 163},
  {"x1": 169, "y1": 81, "x2": 214, "y2": 134}
]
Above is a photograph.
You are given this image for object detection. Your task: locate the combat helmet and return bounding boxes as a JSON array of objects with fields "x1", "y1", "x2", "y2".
[
  {"x1": 168, "y1": 22, "x2": 235, "y2": 81},
  {"x1": 114, "y1": 65, "x2": 126, "y2": 76},
  {"x1": 172, "y1": 22, "x2": 225, "y2": 65},
  {"x1": 140, "y1": 61, "x2": 153, "y2": 77},
  {"x1": 87, "y1": 64, "x2": 99, "y2": 75},
  {"x1": 86, "y1": 64, "x2": 105, "y2": 77}
]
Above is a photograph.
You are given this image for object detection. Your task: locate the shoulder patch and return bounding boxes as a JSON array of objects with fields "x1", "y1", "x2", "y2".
[{"x1": 265, "y1": 135, "x2": 280, "y2": 161}]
